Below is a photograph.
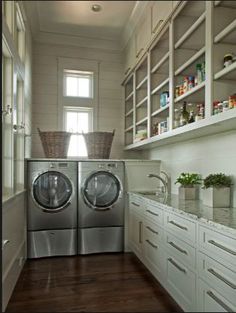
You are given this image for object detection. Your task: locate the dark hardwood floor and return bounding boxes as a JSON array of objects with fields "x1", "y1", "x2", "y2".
[{"x1": 6, "y1": 253, "x2": 182, "y2": 312}]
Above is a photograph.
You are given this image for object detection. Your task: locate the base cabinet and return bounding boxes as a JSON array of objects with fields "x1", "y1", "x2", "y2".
[{"x1": 129, "y1": 210, "x2": 143, "y2": 257}]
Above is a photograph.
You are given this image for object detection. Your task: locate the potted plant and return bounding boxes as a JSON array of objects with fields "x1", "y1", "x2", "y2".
[
  {"x1": 175, "y1": 173, "x2": 202, "y2": 200},
  {"x1": 202, "y1": 173, "x2": 232, "y2": 207}
]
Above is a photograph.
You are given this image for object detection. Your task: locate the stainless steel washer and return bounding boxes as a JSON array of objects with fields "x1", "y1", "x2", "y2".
[
  {"x1": 78, "y1": 161, "x2": 124, "y2": 254},
  {"x1": 27, "y1": 160, "x2": 77, "y2": 258}
]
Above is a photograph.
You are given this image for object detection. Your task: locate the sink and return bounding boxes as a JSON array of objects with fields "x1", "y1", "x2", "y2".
[{"x1": 137, "y1": 191, "x2": 161, "y2": 196}]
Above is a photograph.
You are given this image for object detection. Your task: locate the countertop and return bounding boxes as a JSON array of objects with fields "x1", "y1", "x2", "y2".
[{"x1": 129, "y1": 192, "x2": 236, "y2": 237}]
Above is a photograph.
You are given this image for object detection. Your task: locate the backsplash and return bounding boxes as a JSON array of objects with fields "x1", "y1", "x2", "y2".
[{"x1": 143, "y1": 130, "x2": 236, "y2": 207}]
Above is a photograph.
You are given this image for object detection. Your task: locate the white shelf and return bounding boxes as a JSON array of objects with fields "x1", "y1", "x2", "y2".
[
  {"x1": 174, "y1": 12, "x2": 206, "y2": 49},
  {"x1": 174, "y1": 81, "x2": 205, "y2": 103},
  {"x1": 175, "y1": 47, "x2": 205, "y2": 76},
  {"x1": 125, "y1": 91, "x2": 134, "y2": 102},
  {"x1": 151, "y1": 52, "x2": 169, "y2": 74},
  {"x1": 125, "y1": 125, "x2": 133, "y2": 132},
  {"x1": 136, "y1": 76, "x2": 148, "y2": 90},
  {"x1": 136, "y1": 96, "x2": 148, "y2": 108},
  {"x1": 151, "y1": 105, "x2": 169, "y2": 117},
  {"x1": 136, "y1": 117, "x2": 148, "y2": 126},
  {"x1": 151, "y1": 78, "x2": 169, "y2": 95},
  {"x1": 125, "y1": 109, "x2": 134, "y2": 117},
  {"x1": 214, "y1": 62, "x2": 236, "y2": 80},
  {"x1": 125, "y1": 109, "x2": 236, "y2": 150},
  {"x1": 214, "y1": 19, "x2": 236, "y2": 44}
]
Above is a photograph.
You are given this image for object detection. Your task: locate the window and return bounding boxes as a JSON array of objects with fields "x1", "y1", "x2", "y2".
[
  {"x1": 63, "y1": 70, "x2": 93, "y2": 98},
  {"x1": 15, "y1": 3, "x2": 25, "y2": 61},
  {"x1": 64, "y1": 107, "x2": 93, "y2": 157}
]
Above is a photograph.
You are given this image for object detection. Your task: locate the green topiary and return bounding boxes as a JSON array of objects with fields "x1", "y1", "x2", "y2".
[
  {"x1": 203, "y1": 173, "x2": 232, "y2": 189},
  {"x1": 175, "y1": 173, "x2": 202, "y2": 187}
]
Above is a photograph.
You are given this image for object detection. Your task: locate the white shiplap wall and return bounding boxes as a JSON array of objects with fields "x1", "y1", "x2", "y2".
[
  {"x1": 143, "y1": 130, "x2": 236, "y2": 206},
  {"x1": 31, "y1": 42, "x2": 138, "y2": 159}
]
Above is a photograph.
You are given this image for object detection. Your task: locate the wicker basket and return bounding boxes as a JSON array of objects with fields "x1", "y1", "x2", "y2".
[
  {"x1": 83, "y1": 130, "x2": 115, "y2": 159},
  {"x1": 37, "y1": 128, "x2": 72, "y2": 158}
]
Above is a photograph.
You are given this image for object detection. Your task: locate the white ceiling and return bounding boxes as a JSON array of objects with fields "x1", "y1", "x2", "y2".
[{"x1": 27, "y1": 1, "x2": 137, "y2": 41}]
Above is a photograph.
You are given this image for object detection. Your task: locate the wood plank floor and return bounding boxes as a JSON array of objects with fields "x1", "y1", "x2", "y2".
[{"x1": 6, "y1": 253, "x2": 182, "y2": 312}]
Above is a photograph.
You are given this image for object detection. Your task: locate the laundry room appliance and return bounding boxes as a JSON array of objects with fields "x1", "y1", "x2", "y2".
[
  {"x1": 27, "y1": 160, "x2": 77, "y2": 258},
  {"x1": 78, "y1": 161, "x2": 124, "y2": 254}
]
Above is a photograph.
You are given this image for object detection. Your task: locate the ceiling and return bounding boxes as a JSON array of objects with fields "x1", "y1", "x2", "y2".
[{"x1": 25, "y1": 1, "x2": 137, "y2": 41}]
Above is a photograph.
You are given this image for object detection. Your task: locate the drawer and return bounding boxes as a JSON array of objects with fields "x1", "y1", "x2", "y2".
[
  {"x1": 165, "y1": 212, "x2": 196, "y2": 244},
  {"x1": 166, "y1": 255, "x2": 196, "y2": 312},
  {"x1": 199, "y1": 225, "x2": 236, "y2": 267},
  {"x1": 198, "y1": 252, "x2": 236, "y2": 306},
  {"x1": 145, "y1": 202, "x2": 164, "y2": 226},
  {"x1": 198, "y1": 278, "x2": 236, "y2": 312},
  {"x1": 165, "y1": 232, "x2": 196, "y2": 269},
  {"x1": 143, "y1": 219, "x2": 164, "y2": 247},
  {"x1": 129, "y1": 194, "x2": 143, "y2": 215}
]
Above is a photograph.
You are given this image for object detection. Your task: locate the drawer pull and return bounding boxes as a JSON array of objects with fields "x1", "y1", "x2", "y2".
[
  {"x1": 2, "y1": 239, "x2": 10, "y2": 249},
  {"x1": 208, "y1": 268, "x2": 236, "y2": 290},
  {"x1": 146, "y1": 239, "x2": 158, "y2": 249},
  {"x1": 131, "y1": 202, "x2": 140, "y2": 207},
  {"x1": 207, "y1": 290, "x2": 234, "y2": 312},
  {"x1": 152, "y1": 19, "x2": 164, "y2": 34},
  {"x1": 146, "y1": 226, "x2": 158, "y2": 235},
  {"x1": 168, "y1": 258, "x2": 186, "y2": 274},
  {"x1": 169, "y1": 220, "x2": 188, "y2": 231},
  {"x1": 139, "y1": 221, "x2": 142, "y2": 244},
  {"x1": 208, "y1": 240, "x2": 236, "y2": 256},
  {"x1": 146, "y1": 209, "x2": 159, "y2": 217},
  {"x1": 168, "y1": 241, "x2": 187, "y2": 255}
]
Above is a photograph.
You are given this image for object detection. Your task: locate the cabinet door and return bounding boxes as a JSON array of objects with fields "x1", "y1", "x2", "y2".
[
  {"x1": 130, "y1": 211, "x2": 143, "y2": 257},
  {"x1": 135, "y1": 11, "x2": 149, "y2": 61},
  {"x1": 124, "y1": 35, "x2": 135, "y2": 77},
  {"x1": 150, "y1": 1, "x2": 172, "y2": 36}
]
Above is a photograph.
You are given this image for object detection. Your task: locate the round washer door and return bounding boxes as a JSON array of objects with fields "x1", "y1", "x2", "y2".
[
  {"x1": 32, "y1": 171, "x2": 73, "y2": 212},
  {"x1": 83, "y1": 171, "x2": 121, "y2": 210}
]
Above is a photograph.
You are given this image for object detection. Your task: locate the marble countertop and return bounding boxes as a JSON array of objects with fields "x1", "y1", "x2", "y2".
[{"x1": 129, "y1": 192, "x2": 236, "y2": 237}]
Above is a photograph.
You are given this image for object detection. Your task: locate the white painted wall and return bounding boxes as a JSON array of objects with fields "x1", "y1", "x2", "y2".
[
  {"x1": 143, "y1": 130, "x2": 236, "y2": 206},
  {"x1": 31, "y1": 42, "x2": 138, "y2": 159}
]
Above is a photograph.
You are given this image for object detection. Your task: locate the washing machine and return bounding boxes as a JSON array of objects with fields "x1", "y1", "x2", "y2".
[
  {"x1": 27, "y1": 160, "x2": 77, "y2": 258},
  {"x1": 78, "y1": 161, "x2": 124, "y2": 254}
]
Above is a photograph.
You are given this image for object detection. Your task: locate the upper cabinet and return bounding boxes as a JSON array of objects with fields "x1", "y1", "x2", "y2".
[
  {"x1": 150, "y1": 1, "x2": 173, "y2": 38},
  {"x1": 135, "y1": 7, "x2": 150, "y2": 62},
  {"x1": 124, "y1": 34, "x2": 135, "y2": 77}
]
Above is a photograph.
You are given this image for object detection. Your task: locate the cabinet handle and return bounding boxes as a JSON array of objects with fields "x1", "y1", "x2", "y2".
[
  {"x1": 136, "y1": 48, "x2": 144, "y2": 58},
  {"x1": 168, "y1": 258, "x2": 186, "y2": 274},
  {"x1": 169, "y1": 220, "x2": 188, "y2": 231},
  {"x1": 146, "y1": 239, "x2": 158, "y2": 249},
  {"x1": 208, "y1": 240, "x2": 236, "y2": 256},
  {"x1": 139, "y1": 221, "x2": 142, "y2": 244},
  {"x1": 146, "y1": 226, "x2": 158, "y2": 235},
  {"x1": 125, "y1": 67, "x2": 131, "y2": 75},
  {"x1": 207, "y1": 268, "x2": 236, "y2": 290},
  {"x1": 2, "y1": 239, "x2": 10, "y2": 249},
  {"x1": 152, "y1": 19, "x2": 164, "y2": 34},
  {"x1": 131, "y1": 202, "x2": 140, "y2": 207},
  {"x1": 146, "y1": 209, "x2": 159, "y2": 217},
  {"x1": 168, "y1": 241, "x2": 188, "y2": 255},
  {"x1": 206, "y1": 290, "x2": 234, "y2": 312}
]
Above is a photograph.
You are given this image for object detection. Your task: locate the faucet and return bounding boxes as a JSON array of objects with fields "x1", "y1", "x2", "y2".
[{"x1": 147, "y1": 171, "x2": 170, "y2": 195}]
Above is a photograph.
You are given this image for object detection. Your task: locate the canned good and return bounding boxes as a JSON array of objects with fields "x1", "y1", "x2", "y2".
[
  {"x1": 175, "y1": 85, "x2": 180, "y2": 98},
  {"x1": 213, "y1": 101, "x2": 220, "y2": 115},
  {"x1": 188, "y1": 76, "x2": 195, "y2": 89},
  {"x1": 229, "y1": 94, "x2": 236, "y2": 109},
  {"x1": 183, "y1": 77, "x2": 188, "y2": 93}
]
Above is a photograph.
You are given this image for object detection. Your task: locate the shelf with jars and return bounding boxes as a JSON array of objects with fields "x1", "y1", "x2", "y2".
[{"x1": 122, "y1": 1, "x2": 236, "y2": 151}]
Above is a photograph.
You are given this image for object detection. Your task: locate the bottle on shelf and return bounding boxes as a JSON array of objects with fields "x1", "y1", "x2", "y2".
[
  {"x1": 179, "y1": 101, "x2": 189, "y2": 126},
  {"x1": 195, "y1": 103, "x2": 205, "y2": 121},
  {"x1": 174, "y1": 108, "x2": 180, "y2": 128},
  {"x1": 196, "y1": 63, "x2": 202, "y2": 85},
  {"x1": 188, "y1": 111, "x2": 195, "y2": 123}
]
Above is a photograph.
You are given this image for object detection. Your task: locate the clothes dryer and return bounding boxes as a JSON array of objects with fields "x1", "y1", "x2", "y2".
[{"x1": 27, "y1": 160, "x2": 77, "y2": 258}]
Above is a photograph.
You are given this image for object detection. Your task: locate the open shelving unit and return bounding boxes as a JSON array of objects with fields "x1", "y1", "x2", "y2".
[{"x1": 122, "y1": 1, "x2": 236, "y2": 150}]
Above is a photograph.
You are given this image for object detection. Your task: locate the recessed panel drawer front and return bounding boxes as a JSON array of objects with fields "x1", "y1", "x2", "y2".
[
  {"x1": 165, "y1": 232, "x2": 196, "y2": 269},
  {"x1": 199, "y1": 225, "x2": 236, "y2": 267},
  {"x1": 165, "y1": 212, "x2": 196, "y2": 244},
  {"x1": 198, "y1": 252, "x2": 236, "y2": 306},
  {"x1": 166, "y1": 255, "x2": 196, "y2": 312},
  {"x1": 198, "y1": 279, "x2": 236, "y2": 312},
  {"x1": 143, "y1": 219, "x2": 163, "y2": 247},
  {"x1": 145, "y1": 203, "x2": 163, "y2": 226},
  {"x1": 129, "y1": 195, "x2": 143, "y2": 215}
]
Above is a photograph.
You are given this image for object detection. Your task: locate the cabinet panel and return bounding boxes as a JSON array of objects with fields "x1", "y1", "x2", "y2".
[
  {"x1": 129, "y1": 210, "x2": 143, "y2": 257},
  {"x1": 135, "y1": 10, "x2": 150, "y2": 61},
  {"x1": 166, "y1": 255, "x2": 196, "y2": 311},
  {"x1": 145, "y1": 202, "x2": 164, "y2": 226},
  {"x1": 124, "y1": 35, "x2": 135, "y2": 77},
  {"x1": 198, "y1": 279, "x2": 236, "y2": 312},
  {"x1": 150, "y1": 1, "x2": 172, "y2": 36}
]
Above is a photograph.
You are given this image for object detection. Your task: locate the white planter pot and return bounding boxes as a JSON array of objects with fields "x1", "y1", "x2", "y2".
[
  {"x1": 202, "y1": 187, "x2": 231, "y2": 208},
  {"x1": 179, "y1": 186, "x2": 199, "y2": 200}
]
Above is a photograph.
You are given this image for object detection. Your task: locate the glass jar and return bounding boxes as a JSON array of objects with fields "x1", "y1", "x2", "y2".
[{"x1": 224, "y1": 54, "x2": 233, "y2": 67}]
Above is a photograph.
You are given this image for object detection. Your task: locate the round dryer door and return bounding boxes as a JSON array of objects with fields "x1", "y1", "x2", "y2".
[
  {"x1": 32, "y1": 171, "x2": 73, "y2": 212},
  {"x1": 83, "y1": 171, "x2": 121, "y2": 210}
]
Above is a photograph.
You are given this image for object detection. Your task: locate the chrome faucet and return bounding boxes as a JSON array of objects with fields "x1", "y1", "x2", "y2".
[{"x1": 147, "y1": 171, "x2": 170, "y2": 195}]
